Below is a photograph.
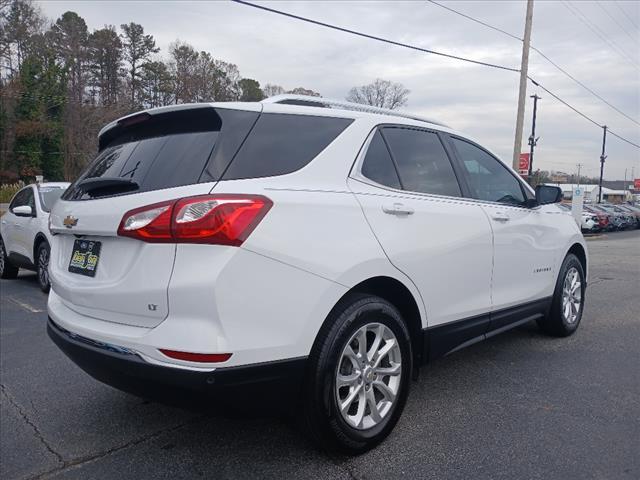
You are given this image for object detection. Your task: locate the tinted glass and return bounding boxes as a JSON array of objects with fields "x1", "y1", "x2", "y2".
[
  {"x1": 38, "y1": 187, "x2": 67, "y2": 212},
  {"x1": 10, "y1": 187, "x2": 35, "y2": 211},
  {"x1": 222, "y1": 114, "x2": 353, "y2": 180},
  {"x1": 382, "y1": 128, "x2": 460, "y2": 197},
  {"x1": 361, "y1": 131, "x2": 401, "y2": 189},
  {"x1": 63, "y1": 108, "x2": 259, "y2": 201},
  {"x1": 452, "y1": 138, "x2": 525, "y2": 206}
]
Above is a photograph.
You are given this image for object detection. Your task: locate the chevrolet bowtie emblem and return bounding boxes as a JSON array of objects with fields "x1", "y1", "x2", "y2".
[{"x1": 63, "y1": 215, "x2": 78, "y2": 228}]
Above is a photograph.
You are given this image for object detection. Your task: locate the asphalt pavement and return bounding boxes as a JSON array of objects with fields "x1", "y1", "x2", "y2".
[{"x1": 1, "y1": 230, "x2": 639, "y2": 479}]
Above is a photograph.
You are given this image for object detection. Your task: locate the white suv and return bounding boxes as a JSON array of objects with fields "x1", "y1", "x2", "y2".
[
  {"x1": 1, "y1": 182, "x2": 70, "y2": 291},
  {"x1": 47, "y1": 96, "x2": 587, "y2": 453}
]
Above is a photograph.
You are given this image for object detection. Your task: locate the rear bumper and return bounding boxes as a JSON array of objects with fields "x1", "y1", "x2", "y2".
[{"x1": 47, "y1": 318, "x2": 306, "y2": 406}]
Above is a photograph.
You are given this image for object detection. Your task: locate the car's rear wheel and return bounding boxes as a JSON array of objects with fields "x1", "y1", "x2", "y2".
[
  {"x1": 301, "y1": 293, "x2": 412, "y2": 454},
  {"x1": 0, "y1": 237, "x2": 19, "y2": 279},
  {"x1": 36, "y1": 242, "x2": 51, "y2": 293},
  {"x1": 537, "y1": 253, "x2": 585, "y2": 337}
]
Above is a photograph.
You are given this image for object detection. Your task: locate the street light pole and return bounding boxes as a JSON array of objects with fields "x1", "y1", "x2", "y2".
[
  {"x1": 512, "y1": 0, "x2": 535, "y2": 170},
  {"x1": 528, "y1": 94, "x2": 541, "y2": 178},
  {"x1": 598, "y1": 125, "x2": 607, "y2": 204}
]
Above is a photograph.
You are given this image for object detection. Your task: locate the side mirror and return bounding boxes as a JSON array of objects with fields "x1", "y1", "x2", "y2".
[
  {"x1": 12, "y1": 205, "x2": 34, "y2": 217},
  {"x1": 535, "y1": 185, "x2": 563, "y2": 205}
]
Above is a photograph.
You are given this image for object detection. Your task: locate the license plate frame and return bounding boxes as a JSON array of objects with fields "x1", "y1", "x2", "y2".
[{"x1": 68, "y1": 239, "x2": 101, "y2": 277}]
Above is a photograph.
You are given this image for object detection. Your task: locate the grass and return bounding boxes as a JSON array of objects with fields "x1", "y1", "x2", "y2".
[{"x1": 0, "y1": 182, "x2": 23, "y2": 204}]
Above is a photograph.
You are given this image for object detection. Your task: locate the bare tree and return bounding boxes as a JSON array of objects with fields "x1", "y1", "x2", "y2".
[
  {"x1": 346, "y1": 78, "x2": 409, "y2": 109},
  {"x1": 288, "y1": 87, "x2": 320, "y2": 97},
  {"x1": 262, "y1": 83, "x2": 284, "y2": 98}
]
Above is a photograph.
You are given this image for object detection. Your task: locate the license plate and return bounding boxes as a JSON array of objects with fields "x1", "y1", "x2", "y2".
[{"x1": 68, "y1": 239, "x2": 101, "y2": 277}]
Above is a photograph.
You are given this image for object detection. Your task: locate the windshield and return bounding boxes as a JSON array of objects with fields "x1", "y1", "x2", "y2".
[{"x1": 38, "y1": 187, "x2": 66, "y2": 212}]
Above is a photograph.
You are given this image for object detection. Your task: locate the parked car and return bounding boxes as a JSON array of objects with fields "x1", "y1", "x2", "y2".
[
  {"x1": 613, "y1": 205, "x2": 640, "y2": 229},
  {"x1": 45, "y1": 96, "x2": 588, "y2": 453},
  {"x1": 557, "y1": 204, "x2": 599, "y2": 233},
  {"x1": 0, "y1": 182, "x2": 70, "y2": 291},
  {"x1": 583, "y1": 205, "x2": 611, "y2": 231},
  {"x1": 597, "y1": 204, "x2": 634, "y2": 230},
  {"x1": 590, "y1": 204, "x2": 626, "y2": 230}
]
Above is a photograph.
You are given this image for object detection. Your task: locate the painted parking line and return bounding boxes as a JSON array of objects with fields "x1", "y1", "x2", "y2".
[{"x1": 8, "y1": 297, "x2": 45, "y2": 313}]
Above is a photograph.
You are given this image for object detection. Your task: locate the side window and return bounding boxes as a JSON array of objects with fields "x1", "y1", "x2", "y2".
[
  {"x1": 381, "y1": 128, "x2": 461, "y2": 197},
  {"x1": 451, "y1": 138, "x2": 525, "y2": 206},
  {"x1": 9, "y1": 188, "x2": 35, "y2": 212},
  {"x1": 222, "y1": 114, "x2": 353, "y2": 180},
  {"x1": 360, "y1": 131, "x2": 401, "y2": 189}
]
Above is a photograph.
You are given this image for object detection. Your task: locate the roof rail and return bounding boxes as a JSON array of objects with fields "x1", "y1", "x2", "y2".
[{"x1": 262, "y1": 94, "x2": 449, "y2": 128}]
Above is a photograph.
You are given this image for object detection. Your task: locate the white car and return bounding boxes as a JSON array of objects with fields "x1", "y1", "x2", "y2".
[
  {"x1": 1, "y1": 182, "x2": 70, "y2": 291},
  {"x1": 46, "y1": 96, "x2": 587, "y2": 453}
]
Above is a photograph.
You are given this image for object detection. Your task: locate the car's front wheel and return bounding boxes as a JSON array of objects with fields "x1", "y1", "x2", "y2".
[
  {"x1": 301, "y1": 293, "x2": 412, "y2": 454},
  {"x1": 0, "y1": 236, "x2": 19, "y2": 279},
  {"x1": 36, "y1": 242, "x2": 51, "y2": 293},
  {"x1": 538, "y1": 253, "x2": 585, "y2": 337}
]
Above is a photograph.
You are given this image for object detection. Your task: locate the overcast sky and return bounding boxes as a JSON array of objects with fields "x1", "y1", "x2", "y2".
[{"x1": 38, "y1": 0, "x2": 640, "y2": 181}]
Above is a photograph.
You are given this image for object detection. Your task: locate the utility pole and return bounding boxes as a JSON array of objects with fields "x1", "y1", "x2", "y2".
[
  {"x1": 576, "y1": 163, "x2": 583, "y2": 189},
  {"x1": 598, "y1": 125, "x2": 607, "y2": 204},
  {"x1": 512, "y1": 0, "x2": 535, "y2": 170},
  {"x1": 528, "y1": 93, "x2": 541, "y2": 177}
]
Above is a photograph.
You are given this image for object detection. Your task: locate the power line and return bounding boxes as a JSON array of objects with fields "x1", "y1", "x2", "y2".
[
  {"x1": 613, "y1": 0, "x2": 639, "y2": 30},
  {"x1": 230, "y1": 0, "x2": 520, "y2": 72},
  {"x1": 596, "y1": 0, "x2": 638, "y2": 44},
  {"x1": 426, "y1": 0, "x2": 640, "y2": 126},
  {"x1": 426, "y1": 0, "x2": 522, "y2": 41},
  {"x1": 562, "y1": 0, "x2": 640, "y2": 69},
  {"x1": 231, "y1": 0, "x2": 640, "y2": 151}
]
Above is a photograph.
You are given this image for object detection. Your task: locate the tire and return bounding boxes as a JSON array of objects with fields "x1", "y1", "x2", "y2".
[
  {"x1": 537, "y1": 254, "x2": 585, "y2": 337},
  {"x1": 36, "y1": 241, "x2": 51, "y2": 293},
  {"x1": 301, "y1": 293, "x2": 412, "y2": 454},
  {"x1": 0, "y1": 236, "x2": 19, "y2": 279}
]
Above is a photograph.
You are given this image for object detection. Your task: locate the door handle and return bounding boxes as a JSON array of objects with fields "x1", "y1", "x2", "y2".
[
  {"x1": 382, "y1": 203, "x2": 414, "y2": 216},
  {"x1": 491, "y1": 213, "x2": 510, "y2": 222}
]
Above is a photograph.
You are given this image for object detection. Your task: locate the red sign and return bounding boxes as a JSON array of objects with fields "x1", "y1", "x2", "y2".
[
  {"x1": 518, "y1": 153, "x2": 530, "y2": 175},
  {"x1": 634, "y1": 178, "x2": 640, "y2": 190}
]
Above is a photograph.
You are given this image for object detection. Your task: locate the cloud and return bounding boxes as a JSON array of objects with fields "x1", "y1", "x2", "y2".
[{"x1": 38, "y1": 0, "x2": 640, "y2": 179}]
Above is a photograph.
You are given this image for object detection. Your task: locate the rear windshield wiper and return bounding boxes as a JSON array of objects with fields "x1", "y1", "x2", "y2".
[{"x1": 76, "y1": 177, "x2": 139, "y2": 197}]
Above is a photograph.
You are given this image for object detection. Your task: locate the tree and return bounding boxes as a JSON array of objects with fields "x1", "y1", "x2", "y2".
[
  {"x1": 238, "y1": 78, "x2": 263, "y2": 101},
  {"x1": 212, "y1": 59, "x2": 240, "y2": 101},
  {"x1": 140, "y1": 60, "x2": 173, "y2": 108},
  {"x1": 0, "y1": 0, "x2": 44, "y2": 77},
  {"x1": 120, "y1": 22, "x2": 158, "y2": 106},
  {"x1": 288, "y1": 87, "x2": 320, "y2": 97},
  {"x1": 346, "y1": 78, "x2": 409, "y2": 109},
  {"x1": 169, "y1": 40, "x2": 198, "y2": 103},
  {"x1": 50, "y1": 11, "x2": 88, "y2": 104},
  {"x1": 262, "y1": 83, "x2": 284, "y2": 98},
  {"x1": 87, "y1": 26, "x2": 122, "y2": 106}
]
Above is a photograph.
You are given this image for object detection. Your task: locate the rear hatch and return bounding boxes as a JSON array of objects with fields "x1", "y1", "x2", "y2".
[{"x1": 49, "y1": 104, "x2": 261, "y2": 328}]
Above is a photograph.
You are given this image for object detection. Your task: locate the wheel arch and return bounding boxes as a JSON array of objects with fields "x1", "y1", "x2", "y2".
[
  {"x1": 567, "y1": 242, "x2": 587, "y2": 279},
  {"x1": 33, "y1": 232, "x2": 49, "y2": 262},
  {"x1": 316, "y1": 276, "x2": 426, "y2": 368}
]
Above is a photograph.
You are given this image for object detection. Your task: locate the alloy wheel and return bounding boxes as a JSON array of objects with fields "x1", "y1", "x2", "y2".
[
  {"x1": 38, "y1": 246, "x2": 49, "y2": 288},
  {"x1": 335, "y1": 322, "x2": 402, "y2": 430},
  {"x1": 561, "y1": 267, "x2": 582, "y2": 324}
]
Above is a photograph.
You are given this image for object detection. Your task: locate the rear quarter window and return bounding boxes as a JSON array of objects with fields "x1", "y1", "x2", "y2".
[{"x1": 221, "y1": 113, "x2": 353, "y2": 180}]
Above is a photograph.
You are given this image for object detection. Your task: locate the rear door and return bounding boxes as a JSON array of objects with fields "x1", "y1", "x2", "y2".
[
  {"x1": 49, "y1": 106, "x2": 260, "y2": 328},
  {"x1": 349, "y1": 127, "x2": 494, "y2": 338}
]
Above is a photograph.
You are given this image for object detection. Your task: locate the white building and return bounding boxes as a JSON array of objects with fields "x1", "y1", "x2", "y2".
[{"x1": 545, "y1": 184, "x2": 631, "y2": 204}]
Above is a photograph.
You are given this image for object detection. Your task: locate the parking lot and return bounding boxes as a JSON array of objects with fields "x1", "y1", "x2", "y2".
[{"x1": 1, "y1": 230, "x2": 638, "y2": 480}]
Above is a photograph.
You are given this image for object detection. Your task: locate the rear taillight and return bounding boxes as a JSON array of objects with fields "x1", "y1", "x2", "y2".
[{"x1": 117, "y1": 194, "x2": 272, "y2": 245}]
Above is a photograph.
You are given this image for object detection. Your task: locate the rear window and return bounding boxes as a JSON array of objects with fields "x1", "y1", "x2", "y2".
[
  {"x1": 39, "y1": 187, "x2": 66, "y2": 212},
  {"x1": 63, "y1": 109, "x2": 351, "y2": 200},
  {"x1": 221, "y1": 113, "x2": 353, "y2": 180}
]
